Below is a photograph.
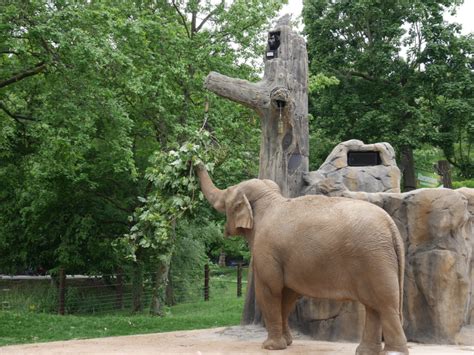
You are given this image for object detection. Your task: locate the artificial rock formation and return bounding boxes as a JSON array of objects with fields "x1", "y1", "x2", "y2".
[
  {"x1": 303, "y1": 139, "x2": 401, "y2": 194},
  {"x1": 300, "y1": 171, "x2": 474, "y2": 344}
]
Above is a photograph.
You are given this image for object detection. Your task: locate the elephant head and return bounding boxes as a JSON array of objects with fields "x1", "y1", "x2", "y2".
[
  {"x1": 195, "y1": 164, "x2": 280, "y2": 236},
  {"x1": 195, "y1": 164, "x2": 253, "y2": 236}
]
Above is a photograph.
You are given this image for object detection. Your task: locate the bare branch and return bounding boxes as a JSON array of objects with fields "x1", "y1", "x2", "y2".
[
  {"x1": 333, "y1": 69, "x2": 392, "y2": 86},
  {"x1": 204, "y1": 71, "x2": 269, "y2": 114},
  {"x1": 191, "y1": 4, "x2": 198, "y2": 35},
  {"x1": 0, "y1": 101, "x2": 38, "y2": 122},
  {"x1": 194, "y1": 0, "x2": 223, "y2": 34},
  {"x1": 346, "y1": 70, "x2": 377, "y2": 82},
  {"x1": 196, "y1": 9, "x2": 217, "y2": 33},
  {"x1": 0, "y1": 50, "x2": 20, "y2": 56},
  {"x1": 94, "y1": 191, "x2": 133, "y2": 214},
  {"x1": 171, "y1": 0, "x2": 191, "y2": 39},
  {"x1": 0, "y1": 61, "x2": 47, "y2": 89}
]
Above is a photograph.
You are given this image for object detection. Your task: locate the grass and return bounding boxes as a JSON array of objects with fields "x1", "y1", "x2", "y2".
[
  {"x1": 0, "y1": 296, "x2": 244, "y2": 347},
  {"x1": 0, "y1": 266, "x2": 248, "y2": 347}
]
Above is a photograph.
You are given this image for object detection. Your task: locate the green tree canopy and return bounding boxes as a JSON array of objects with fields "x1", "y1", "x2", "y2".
[
  {"x1": 0, "y1": 0, "x2": 285, "y2": 274},
  {"x1": 303, "y1": 0, "x2": 473, "y2": 180}
]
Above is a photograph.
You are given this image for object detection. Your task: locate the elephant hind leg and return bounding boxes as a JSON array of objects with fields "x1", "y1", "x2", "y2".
[
  {"x1": 356, "y1": 306, "x2": 382, "y2": 355},
  {"x1": 281, "y1": 287, "x2": 299, "y2": 346},
  {"x1": 380, "y1": 311, "x2": 409, "y2": 355},
  {"x1": 254, "y1": 274, "x2": 286, "y2": 350}
]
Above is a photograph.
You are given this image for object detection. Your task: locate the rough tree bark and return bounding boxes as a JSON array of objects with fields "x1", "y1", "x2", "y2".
[
  {"x1": 400, "y1": 146, "x2": 417, "y2": 191},
  {"x1": 204, "y1": 16, "x2": 309, "y2": 324},
  {"x1": 150, "y1": 261, "x2": 170, "y2": 316},
  {"x1": 132, "y1": 260, "x2": 144, "y2": 313},
  {"x1": 205, "y1": 16, "x2": 308, "y2": 198}
]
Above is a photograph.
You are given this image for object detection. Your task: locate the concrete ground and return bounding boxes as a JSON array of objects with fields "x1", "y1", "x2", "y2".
[{"x1": 1, "y1": 325, "x2": 473, "y2": 354}]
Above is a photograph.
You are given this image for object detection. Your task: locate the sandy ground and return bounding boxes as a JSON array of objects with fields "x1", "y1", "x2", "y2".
[{"x1": 0, "y1": 325, "x2": 473, "y2": 355}]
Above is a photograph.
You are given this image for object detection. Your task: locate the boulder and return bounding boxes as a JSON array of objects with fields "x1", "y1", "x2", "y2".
[{"x1": 303, "y1": 139, "x2": 401, "y2": 194}]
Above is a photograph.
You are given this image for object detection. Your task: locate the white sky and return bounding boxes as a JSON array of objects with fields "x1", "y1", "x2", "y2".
[{"x1": 280, "y1": 0, "x2": 474, "y2": 35}]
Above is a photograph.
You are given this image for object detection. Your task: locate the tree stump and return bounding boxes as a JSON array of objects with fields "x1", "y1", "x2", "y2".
[
  {"x1": 204, "y1": 16, "x2": 309, "y2": 325},
  {"x1": 205, "y1": 16, "x2": 308, "y2": 198}
]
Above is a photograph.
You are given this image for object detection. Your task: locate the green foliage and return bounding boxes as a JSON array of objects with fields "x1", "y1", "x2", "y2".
[
  {"x1": 304, "y1": 0, "x2": 473, "y2": 177},
  {"x1": 308, "y1": 73, "x2": 340, "y2": 94},
  {"x1": 115, "y1": 131, "x2": 213, "y2": 263},
  {"x1": 453, "y1": 180, "x2": 474, "y2": 188},
  {"x1": 0, "y1": 1, "x2": 283, "y2": 276},
  {"x1": 413, "y1": 146, "x2": 444, "y2": 174},
  {"x1": 168, "y1": 223, "x2": 208, "y2": 303}
]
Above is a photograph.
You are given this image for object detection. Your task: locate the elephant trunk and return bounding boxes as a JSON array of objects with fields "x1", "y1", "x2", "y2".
[{"x1": 195, "y1": 164, "x2": 226, "y2": 213}]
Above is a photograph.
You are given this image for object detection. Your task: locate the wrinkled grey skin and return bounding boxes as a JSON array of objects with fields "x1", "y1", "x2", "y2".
[{"x1": 196, "y1": 164, "x2": 409, "y2": 355}]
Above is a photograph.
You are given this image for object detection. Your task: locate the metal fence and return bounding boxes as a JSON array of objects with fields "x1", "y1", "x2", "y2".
[{"x1": 0, "y1": 265, "x2": 247, "y2": 315}]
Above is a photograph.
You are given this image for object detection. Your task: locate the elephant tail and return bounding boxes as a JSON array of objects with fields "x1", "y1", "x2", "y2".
[{"x1": 390, "y1": 220, "x2": 405, "y2": 324}]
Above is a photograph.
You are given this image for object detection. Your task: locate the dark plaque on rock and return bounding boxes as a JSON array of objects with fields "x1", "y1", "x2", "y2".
[{"x1": 347, "y1": 151, "x2": 382, "y2": 166}]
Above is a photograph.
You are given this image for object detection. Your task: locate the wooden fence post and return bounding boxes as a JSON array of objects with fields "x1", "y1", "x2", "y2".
[
  {"x1": 58, "y1": 267, "x2": 66, "y2": 315},
  {"x1": 116, "y1": 270, "x2": 123, "y2": 310},
  {"x1": 237, "y1": 263, "x2": 242, "y2": 298},
  {"x1": 132, "y1": 261, "x2": 144, "y2": 313},
  {"x1": 204, "y1": 264, "x2": 210, "y2": 301}
]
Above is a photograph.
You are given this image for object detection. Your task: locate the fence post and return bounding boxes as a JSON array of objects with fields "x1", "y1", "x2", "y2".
[
  {"x1": 58, "y1": 267, "x2": 66, "y2": 315},
  {"x1": 204, "y1": 264, "x2": 210, "y2": 301},
  {"x1": 132, "y1": 262, "x2": 144, "y2": 313},
  {"x1": 437, "y1": 160, "x2": 453, "y2": 188},
  {"x1": 237, "y1": 263, "x2": 242, "y2": 298},
  {"x1": 116, "y1": 269, "x2": 123, "y2": 310}
]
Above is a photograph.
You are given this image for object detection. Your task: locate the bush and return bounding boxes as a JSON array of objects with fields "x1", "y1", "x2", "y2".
[{"x1": 453, "y1": 179, "x2": 474, "y2": 188}]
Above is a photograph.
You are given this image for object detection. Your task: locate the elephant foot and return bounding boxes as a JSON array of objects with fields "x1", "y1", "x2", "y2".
[
  {"x1": 262, "y1": 337, "x2": 287, "y2": 350},
  {"x1": 381, "y1": 344, "x2": 409, "y2": 355},
  {"x1": 355, "y1": 343, "x2": 382, "y2": 355},
  {"x1": 283, "y1": 328, "x2": 293, "y2": 346}
]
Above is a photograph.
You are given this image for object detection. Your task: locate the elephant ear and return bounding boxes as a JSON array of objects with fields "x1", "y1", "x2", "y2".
[{"x1": 226, "y1": 189, "x2": 253, "y2": 233}]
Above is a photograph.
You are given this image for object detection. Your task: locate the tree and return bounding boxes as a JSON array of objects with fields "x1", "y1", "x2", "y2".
[
  {"x1": 418, "y1": 31, "x2": 473, "y2": 178},
  {"x1": 303, "y1": 0, "x2": 473, "y2": 186},
  {"x1": 0, "y1": 1, "x2": 139, "y2": 274},
  {"x1": 0, "y1": 0, "x2": 285, "y2": 313}
]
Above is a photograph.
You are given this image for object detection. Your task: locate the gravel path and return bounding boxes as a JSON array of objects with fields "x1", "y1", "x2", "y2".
[{"x1": 1, "y1": 325, "x2": 473, "y2": 354}]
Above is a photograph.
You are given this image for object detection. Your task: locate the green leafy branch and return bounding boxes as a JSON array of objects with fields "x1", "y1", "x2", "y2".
[{"x1": 115, "y1": 130, "x2": 214, "y2": 263}]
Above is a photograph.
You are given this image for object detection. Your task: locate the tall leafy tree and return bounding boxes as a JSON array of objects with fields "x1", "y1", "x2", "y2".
[
  {"x1": 0, "y1": 0, "x2": 285, "y2": 279},
  {"x1": 303, "y1": 0, "x2": 473, "y2": 186}
]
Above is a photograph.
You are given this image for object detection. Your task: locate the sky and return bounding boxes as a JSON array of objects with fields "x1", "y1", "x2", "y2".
[{"x1": 279, "y1": 0, "x2": 474, "y2": 35}]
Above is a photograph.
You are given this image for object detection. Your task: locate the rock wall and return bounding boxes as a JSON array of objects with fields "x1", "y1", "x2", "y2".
[
  {"x1": 456, "y1": 187, "x2": 474, "y2": 329},
  {"x1": 338, "y1": 188, "x2": 472, "y2": 343},
  {"x1": 292, "y1": 140, "x2": 474, "y2": 344}
]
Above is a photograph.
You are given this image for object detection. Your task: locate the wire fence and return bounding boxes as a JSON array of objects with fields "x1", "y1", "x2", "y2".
[{"x1": 0, "y1": 265, "x2": 248, "y2": 315}]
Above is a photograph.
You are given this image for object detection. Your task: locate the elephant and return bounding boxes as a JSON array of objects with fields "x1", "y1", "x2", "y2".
[{"x1": 195, "y1": 164, "x2": 409, "y2": 355}]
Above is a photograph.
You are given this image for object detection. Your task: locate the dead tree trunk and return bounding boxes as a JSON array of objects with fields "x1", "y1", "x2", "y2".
[
  {"x1": 204, "y1": 16, "x2": 309, "y2": 325},
  {"x1": 400, "y1": 146, "x2": 417, "y2": 191},
  {"x1": 205, "y1": 16, "x2": 308, "y2": 198}
]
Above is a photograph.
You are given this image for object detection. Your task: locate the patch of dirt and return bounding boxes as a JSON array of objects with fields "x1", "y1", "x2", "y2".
[{"x1": 1, "y1": 325, "x2": 472, "y2": 354}]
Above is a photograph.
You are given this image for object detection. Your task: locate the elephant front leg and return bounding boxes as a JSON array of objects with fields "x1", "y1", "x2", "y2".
[{"x1": 255, "y1": 276, "x2": 287, "y2": 350}]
